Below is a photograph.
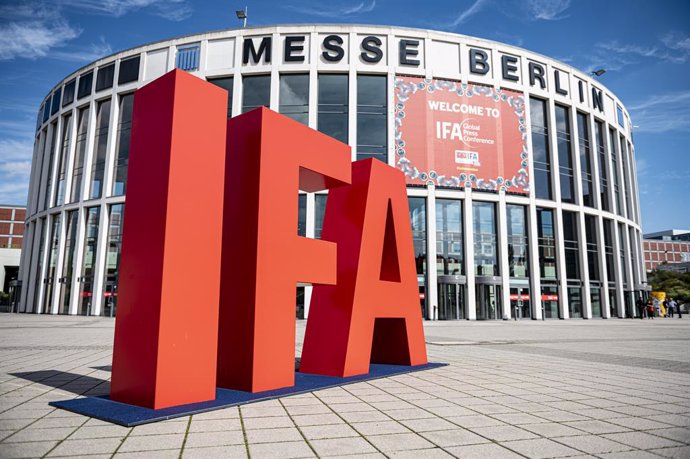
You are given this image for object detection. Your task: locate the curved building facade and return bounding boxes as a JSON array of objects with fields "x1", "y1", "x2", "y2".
[{"x1": 19, "y1": 24, "x2": 647, "y2": 320}]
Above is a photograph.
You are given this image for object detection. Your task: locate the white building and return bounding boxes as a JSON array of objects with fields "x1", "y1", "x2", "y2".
[{"x1": 19, "y1": 24, "x2": 646, "y2": 320}]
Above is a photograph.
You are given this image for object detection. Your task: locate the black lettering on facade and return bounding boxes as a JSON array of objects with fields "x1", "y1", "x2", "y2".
[
  {"x1": 399, "y1": 39, "x2": 420, "y2": 66},
  {"x1": 592, "y1": 87, "x2": 604, "y2": 112},
  {"x1": 322, "y1": 35, "x2": 345, "y2": 62},
  {"x1": 578, "y1": 80, "x2": 585, "y2": 103},
  {"x1": 360, "y1": 36, "x2": 383, "y2": 63},
  {"x1": 528, "y1": 62, "x2": 546, "y2": 89},
  {"x1": 554, "y1": 70, "x2": 568, "y2": 96},
  {"x1": 284, "y1": 36, "x2": 305, "y2": 62},
  {"x1": 243, "y1": 36, "x2": 272, "y2": 64},
  {"x1": 501, "y1": 55, "x2": 519, "y2": 81},
  {"x1": 469, "y1": 48, "x2": 490, "y2": 75}
]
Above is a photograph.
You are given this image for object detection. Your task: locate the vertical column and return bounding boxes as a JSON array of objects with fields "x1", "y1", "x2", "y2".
[
  {"x1": 528, "y1": 206, "x2": 542, "y2": 320},
  {"x1": 498, "y1": 195, "x2": 511, "y2": 319},
  {"x1": 555, "y1": 208, "x2": 569, "y2": 319},
  {"x1": 110, "y1": 70, "x2": 227, "y2": 409},
  {"x1": 597, "y1": 216, "x2": 610, "y2": 318},
  {"x1": 426, "y1": 186, "x2": 437, "y2": 320},
  {"x1": 611, "y1": 221, "x2": 625, "y2": 318},
  {"x1": 464, "y1": 188, "x2": 476, "y2": 320},
  {"x1": 577, "y1": 212, "x2": 591, "y2": 318}
]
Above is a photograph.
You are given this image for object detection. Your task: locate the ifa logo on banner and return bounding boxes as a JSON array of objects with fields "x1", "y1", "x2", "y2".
[{"x1": 109, "y1": 70, "x2": 428, "y2": 410}]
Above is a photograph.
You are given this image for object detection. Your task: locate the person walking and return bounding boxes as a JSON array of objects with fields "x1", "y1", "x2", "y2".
[
  {"x1": 647, "y1": 299, "x2": 655, "y2": 319},
  {"x1": 668, "y1": 298, "x2": 675, "y2": 318},
  {"x1": 637, "y1": 297, "x2": 645, "y2": 319}
]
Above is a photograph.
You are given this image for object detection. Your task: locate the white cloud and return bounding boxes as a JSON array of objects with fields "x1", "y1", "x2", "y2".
[
  {"x1": 51, "y1": 38, "x2": 113, "y2": 62},
  {"x1": 628, "y1": 91, "x2": 690, "y2": 133},
  {"x1": 0, "y1": 19, "x2": 81, "y2": 61},
  {"x1": 447, "y1": 0, "x2": 489, "y2": 27},
  {"x1": 524, "y1": 0, "x2": 571, "y2": 21},
  {"x1": 0, "y1": 138, "x2": 36, "y2": 162},
  {"x1": 597, "y1": 41, "x2": 658, "y2": 58},
  {"x1": 59, "y1": 0, "x2": 193, "y2": 21},
  {"x1": 284, "y1": 0, "x2": 376, "y2": 18}
]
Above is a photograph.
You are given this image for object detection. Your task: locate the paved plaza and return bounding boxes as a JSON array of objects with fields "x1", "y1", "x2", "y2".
[{"x1": 0, "y1": 314, "x2": 689, "y2": 459}]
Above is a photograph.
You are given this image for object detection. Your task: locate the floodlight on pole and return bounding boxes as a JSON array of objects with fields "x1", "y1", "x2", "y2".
[
  {"x1": 236, "y1": 6, "x2": 247, "y2": 28},
  {"x1": 591, "y1": 68, "x2": 606, "y2": 77}
]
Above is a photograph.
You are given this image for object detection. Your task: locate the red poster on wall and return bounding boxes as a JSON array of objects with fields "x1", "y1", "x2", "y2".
[{"x1": 395, "y1": 77, "x2": 529, "y2": 194}]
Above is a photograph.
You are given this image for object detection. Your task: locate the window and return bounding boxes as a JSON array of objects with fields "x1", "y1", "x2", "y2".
[
  {"x1": 620, "y1": 135, "x2": 633, "y2": 219},
  {"x1": 530, "y1": 98, "x2": 552, "y2": 199},
  {"x1": 297, "y1": 195, "x2": 306, "y2": 236},
  {"x1": 70, "y1": 106, "x2": 90, "y2": 203},
  {"x1": 409, "y1": 197, "x2": 427, "y2": 278},
  {"x1": 562, "y1": 211, "x2": 580, "y2": 280},
  {"x1": 507, "y1": 204, "x2": 529, "y2": 278},
  {"x1": 595, "y1": 121, "x2": 609, "y2": 211},
  {"x1": 537, "y1": 208, "x2": 557, "y2": 280},
  {"x1": 112, "y1": 94, "x2": 134, "y2": 196},
  {"x1": 315, "y1": 195, "x2": 327, "y2": 239},
  {"x1": 585, "y1": 215, "x2": 599, "y2": 281},
  {"x1": 78, "y1": 207, "x2": 101, "y2": 315},
  {"x1": 208, "y1": 77, "x2": 233, "y2": 118},
  {"x1": 473, "y1": 202, "x2": 498, "y2": 276},
  {"x1": 77, "y1": 71, "x2": 93, "y2": 99},
  {"x1": 242, "y1": 75, "x2": 270, "y2": 113},
  {"x1": 436, "y1": 199, "x2": 463, "y2": 276},
  {"x1": 50, "y1": 88, "x2": 61, "y2": 115},
  {"x1": 609, "y1": 128, "x2": 622, "y2": 215},
  {"x1": 43, "y1": 124, "x2": 58, "y2": 210},
  {"x1": 577, "y1": 112, "x2": 594, "y2": 207},
  {"x1": 58, "y1": 210, "x2": 79, "y2": 314},
  {"x1": 55, "y1": 114, "x2": 72, "y2": 206},
  {"x1": 89, "y1": 99, "x2": 111, "y2": 199},
  {"x1": 279, "y1": 74, "x2": 309, "y2": 125},
  {"x1": 42, "y1": 98, "x2": 51, "y2": 123},
  {"x1": 96, "y1": 63, "x2": 115, "y2": 91},
  {"x1": 318, "y1": 74, "x2": 348, "y2": 143},
  {"x1": 618, "y1": 223, "x2": 628, "y2": 285},
  {"x1": 40, "y1": 215, "x2": 61, "y2": 314},
  {"x1": 616, "y1": 105, "x2": 625, "y2": 127},
  {"x1": 357, "y1": 75, "x2": 387, "y2": 162},
  {"x1": 604, "y1": 219, "x2": 615, "y2": 283},
  {"x1": 118, "y1": 56, "x2": 140, "y2": 85},
  {"x1": 555, "y1": 105, "x2": 574, "y2": 203},
  {"x1": 101, "y1": 204, "x2": 125, "y2": 317},
  {"x1": 175, "y1": 44, "x2": 200, "y2": 71},
  {"x1": 63, "y1": 80, "x2": 76, "y2": 107}
]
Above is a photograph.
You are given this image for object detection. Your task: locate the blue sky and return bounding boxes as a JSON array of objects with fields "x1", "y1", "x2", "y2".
[{"x1": 0, "y1": 0, "x2": 688, "y2": 233}]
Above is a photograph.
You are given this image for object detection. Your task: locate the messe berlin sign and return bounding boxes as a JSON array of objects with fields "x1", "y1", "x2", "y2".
[
  {"x1": 108, "y1": 70, "x2": 427, "y2": 410},
  {"x1": 395, "y1": 77, "x2": 529, "y2": 194}
]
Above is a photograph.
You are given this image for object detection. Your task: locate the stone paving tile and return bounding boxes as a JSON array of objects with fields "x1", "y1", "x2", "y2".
[
  {"x1": 113, "y1": 449, "x2": 180, "y2": 458},
  {"x1": 3, "y1": 426, "x2": 75, "y2": 443},
  {"x1": 645, "y1": 414, "x2": 690, "y2": 427},
  {"x1": 246, "y1": 426, "x2": 303, "y2": 444},
  {"x1": 501, "y1": 438, "x2": 584, "y2": 458},
  {"x1": 467, "y1": 424, "x2": 539, "y2": 442},
  {"x1": 607, "y1": 416, "x2": 675, "y2": 431},
  {"x1": 418, "y1": 427, "x2": 489, "y2": 447},
  {"x1": 118, "y1": 433, "x2": 185, "y2": 452},
  {"x1": 398, "y1": 417, "x2": 458, "y2": 432},
  {"x1": 387, "y1": 448, "x2": 455, "y2": 458},
  {"x1": 352, "y1": 420, "x2": 410, "y2": 436},
  {"x1": 337, "y1": 410, "x2": 390, "y2": 423},
  {"x1": 248, "y1": 440, "x2": 315, "y2": 458},
  {"x1": 188, "y1": 418, "x2": 241, "y2": 432},
  {"x1": 556, "y1": 434, "x2": 636, "y2": 454},
  {"x1": 366, "y1": 432, "x2": 435, "y2": 452},
  {"x1": 129, "y1": 420, "x2": 188, "y2": 436},
  {"x1": 46, "y1": 437, "x2": 123, "y2": 456},
  {"x1": 598, "y1": 451, "x2": 666, "y2": 459},
  {"x1": 0, "y1": 440, "x2": 58, "y2": 459},
  {"x1": 309, "y1": 436, "x2": 378, "y2": 456},
  {"x1": 181, "y1": 445, "x2": 248, "y2": 458},
  {"x1": 444, "y1": 414, "x2": 507, "y2": 428},
  {"x1": 648, "y1": 445, "x2": 690, "y2": 458},
  {"x1": 291, "y1": 413, "x2": 343, "y2": 427},
  {"x1": 183, "y1": 430, "x2": 245, "y2": 448},
  {"x1": 565, "y1": 419, "x2": 634, "y2": 434},
  {"x1": 603, "y1": 432, "x2": 685, "y2": 450},
  {"x1": 299, "y1": 423, "x2": 360, "y2": 440},
  {"x1": 645, "y1": 427, "x2": 690, "y2": 443},
  {"x1": 68, "y1": 424, "x2": 130, "y2": 439},
  {"x1": 492, "y1": 412, "x2": 549, "y2": 425},
  {"x1": 242, "y1": 415, "x2": 295, "y2": 430},
  {"x1": 520, "y1": 421, "x2": 588, "y2": 437},
  {"x1": 444, "y1": 442, "x2": 525, "y2": 458}
]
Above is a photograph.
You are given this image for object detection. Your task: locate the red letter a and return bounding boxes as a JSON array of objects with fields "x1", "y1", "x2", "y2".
[{"x1": 300, "y1": 159, "x2": 427, "y2": 377}]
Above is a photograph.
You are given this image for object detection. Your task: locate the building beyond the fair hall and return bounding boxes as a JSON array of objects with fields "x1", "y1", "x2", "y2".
[{"x1": 20, "y1": 25, "x2": 647, "y2": 320}]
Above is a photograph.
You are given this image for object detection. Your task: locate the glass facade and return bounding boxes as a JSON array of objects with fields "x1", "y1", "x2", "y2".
[
  {"x1": 318, "y1": 74, "x2": 348, "y2": 143},
  {"x1": 315, "y1": 195, "x2": 327, "y2": 239},
  {"x1": 279, "y1": 74, "x2": 309, "y2": 125},
  {"x1": 242, "y1": 75, "x2": 270, "y2": 112},
  {"x1": 585, "y1": 215, "x2": 600, "y2": 281},
  {"x1": 58, "y1": 211, "x2": 79, "y2": 314},
  {"x1": 409, "y1": 197, "x2": 426, "y2": 317},
  {"x1": 43, "y1": 124, "x2": 58, "y2": 210},
  {"x1": 112, "y1": 94, "x2": 134, "y2": 196},
  {"x1": 435, "y1": 199, "x2": 463, "y2": 275},
  {"x1": 530, "y1": 98, "x2": 552, "y2": 200},
  {"x1": 595, "y1": 121, "x2": 609, "y2": 212},
  {"x1": 609, "y1": 128, "x2": 622, "y2": 215},
  {"x1": 555, "y1": 105, "x2": 574, "y2": 203},
  {"x1": 78, "y1": 207, "x2": 100, "y2": 315},
  {"x1": 101, "y1": 204, "x2": 124, "y2": 317},
  {"x1": 577, "y1": 112, "x2": 594, "y2": 207},
  {"x1": 537, "y1": 208, "x2": 557, "y2": 280},
  {"x1": 473, "y1": 202, "x2": 498, "y2": 276},
  {"x1": 55, "y1": 114, "x2": 72, "y2": 207},
  {"x1": 208, "y1": 77, "x2": 233, "y2": 118},
  {"x1": 41, "y1": 216, "x2": 61, "y2": 315},
  {"x1": 506, "y1": 204, "x2": 528, "y2": 278},
  {"x1": 357, "y1": 75, "x2": 387, "y2": 162},
  {"x1": 70, "y1": 106, "x2": 90, "y2": 203},
  {"x1": 89, "y1": 99, "x2": 111, "y2": 199}
]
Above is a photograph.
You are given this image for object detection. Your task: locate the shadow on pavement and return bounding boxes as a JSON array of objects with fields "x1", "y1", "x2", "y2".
[{"x1": 11, "y1": 370, "x2": 110, "y2": 396}]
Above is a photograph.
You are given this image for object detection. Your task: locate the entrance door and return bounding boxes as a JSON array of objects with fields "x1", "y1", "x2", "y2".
[
  {"x1": 438, "y1": 283, "x2": 465, "y2": 320},
  {"x1": 510, "y1": 287, "x2": 531, "y2": 319},
  {"x1": 476, "y1": 284, "x2": 501, "y2": 320}
]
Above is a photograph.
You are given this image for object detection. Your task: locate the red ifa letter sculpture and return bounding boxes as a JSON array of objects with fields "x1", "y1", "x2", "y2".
[
  {"x1": 109, "y1": 70, "x2": 427, "y2": 409},
  {"x1": 300, "y1": 159, "x2": 428, "y2": 377},
  {"x1": 217, "y1": 108, "x2": 351, "y2": 393},
  {"x1": 110, "y1": 70, "x2": 227, "y2": 409}
]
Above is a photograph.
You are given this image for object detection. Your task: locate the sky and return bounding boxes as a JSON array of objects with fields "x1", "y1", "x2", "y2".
[{"x1": 0, "y1": 0, "x2": 688, "y2": 233}]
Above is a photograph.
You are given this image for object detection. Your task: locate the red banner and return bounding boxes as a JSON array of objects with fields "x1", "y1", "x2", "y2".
[{"x1": 395, "y1": 77, "x2": 528, "y2": 194}]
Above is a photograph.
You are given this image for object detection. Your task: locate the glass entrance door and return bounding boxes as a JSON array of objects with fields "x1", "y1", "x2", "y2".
[
  {"x1": 438, "y1": 283, "x2": 465, "y2": 320},
  {"x1": 476, "y1": 284, "x2": 501, "y2": 320},
  {"x1": 510, "y1": 287, "x2": 531, "y2": 319}
]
